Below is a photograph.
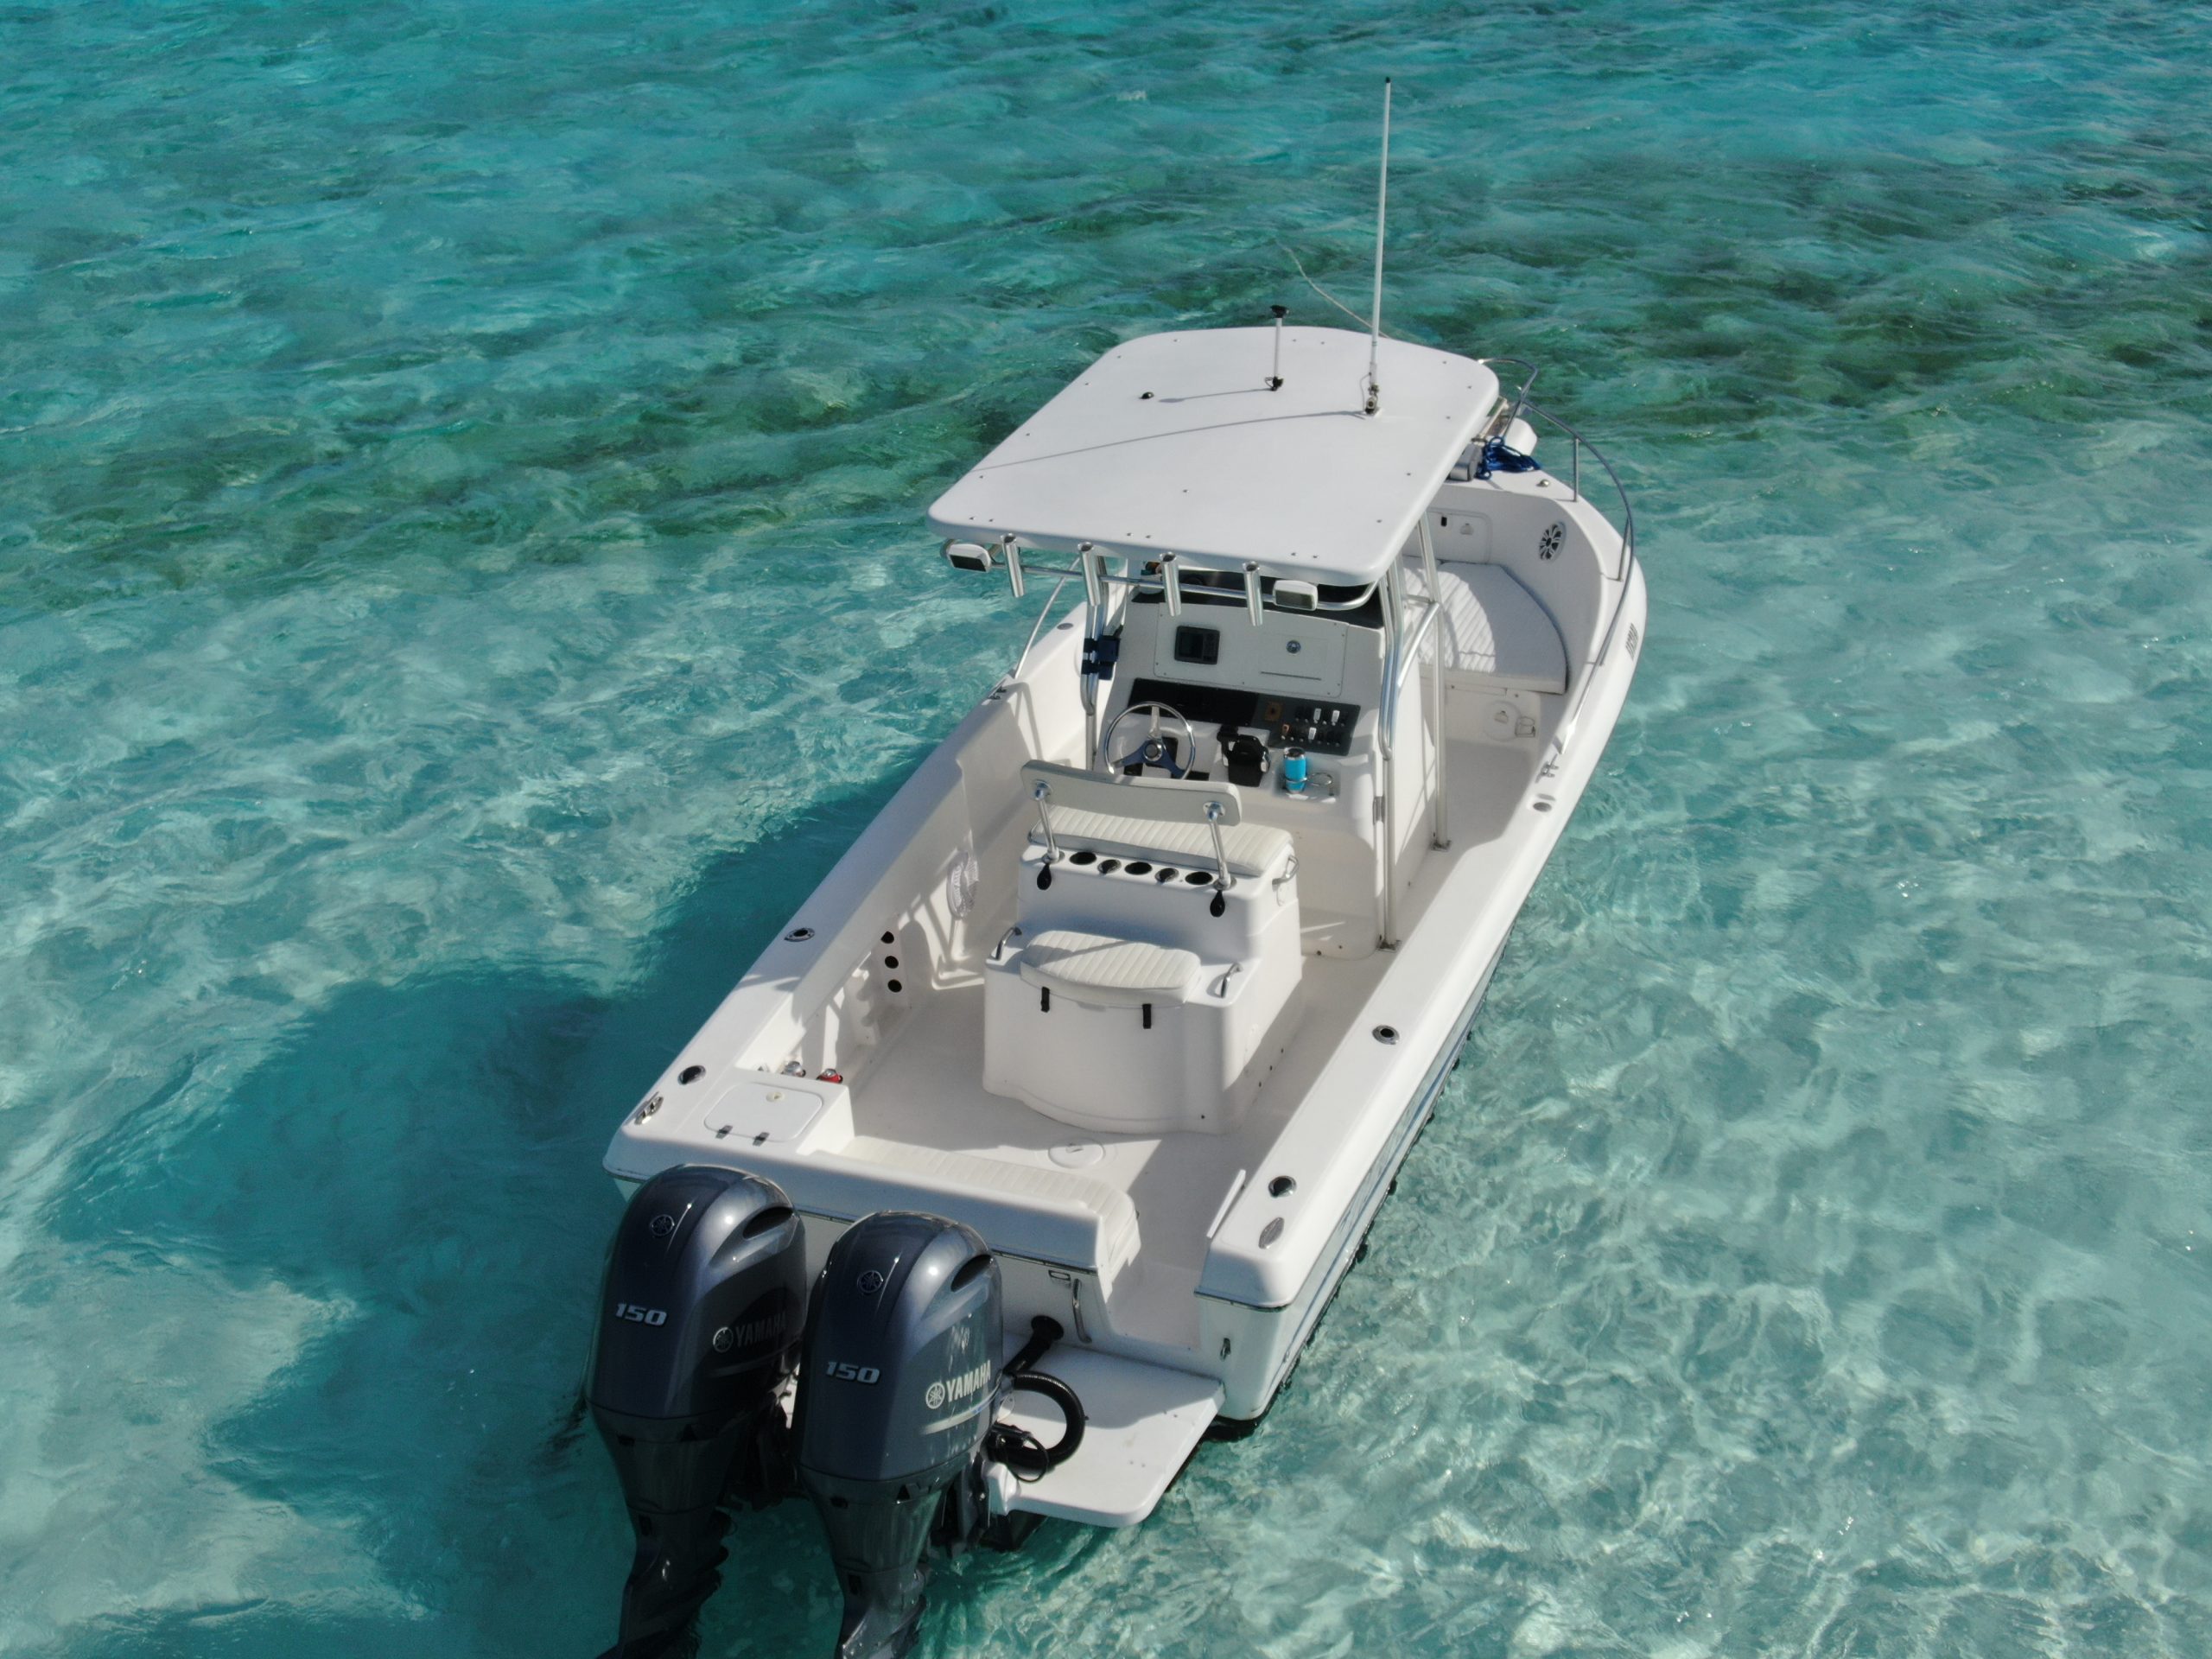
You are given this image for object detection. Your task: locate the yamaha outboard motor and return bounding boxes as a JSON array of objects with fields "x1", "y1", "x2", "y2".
[
  {"x1": 794, "y1": 1212, "x2": 1002, "y2": 1659},
  {"x1": 589, "y1": 1166, "x2": 807, "y2": 1659}
]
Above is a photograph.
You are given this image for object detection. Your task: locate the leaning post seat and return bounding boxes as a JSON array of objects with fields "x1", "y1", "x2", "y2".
[{"x1": 982, "y1": 762, "x2": 1302, "y2": 1135}]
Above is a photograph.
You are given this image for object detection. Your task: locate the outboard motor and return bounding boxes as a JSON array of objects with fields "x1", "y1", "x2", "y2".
[
  {"x1": 589, "y1": 1166, "x2": 808, "y2": 1659},
  {"x1": 794, "y1": 1212, "x2": 1002, "y2": 1659}
]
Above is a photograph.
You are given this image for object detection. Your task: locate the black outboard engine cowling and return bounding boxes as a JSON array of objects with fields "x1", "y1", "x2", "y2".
[
  {"x1": 794, "y1": 1211, "x2": 1002, "y2": 1659},
  {"x1": 589, "y1": 1166, "x2": 807, "y2": 1659}
]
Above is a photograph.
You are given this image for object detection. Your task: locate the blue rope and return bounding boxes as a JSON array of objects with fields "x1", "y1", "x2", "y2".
[{"x1": 1472, "y1": 435, "x2": 1541, "y2": 480}]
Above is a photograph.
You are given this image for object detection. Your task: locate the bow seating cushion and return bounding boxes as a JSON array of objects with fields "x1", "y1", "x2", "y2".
[
  {"x1": 1016, "y1": 929, "x2": 1200, "y2": 1007},
  {"x1": 1409, "y1": 560, "x2": 1569, "y2": 694}
]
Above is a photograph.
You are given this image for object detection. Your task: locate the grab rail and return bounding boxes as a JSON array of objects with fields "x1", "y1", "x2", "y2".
[
  {"x1": 1516, "y1": 399, "x2": 1637, "y2": 583},
  {"x1": 1377, "y1": 587, "x2": 1440, "y2": 761},
  {"x1": 1475, "y1": 361, "x2": 1637, "y2": 586},
  {"x1": 1011, "y1": 573, "x2": 1071, "y2": 681},
  {"x1": 1470, "y1": 360, "x2": 1643, "y2": 777}
]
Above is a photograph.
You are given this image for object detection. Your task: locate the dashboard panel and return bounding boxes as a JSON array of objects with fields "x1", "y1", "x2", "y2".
[
  {"x1": 1124, "y1": 676, "x2": 1360, "y2": 758},
  {"x1": 1142, "y1": 607, "x2": 1350, "y2": 699}
]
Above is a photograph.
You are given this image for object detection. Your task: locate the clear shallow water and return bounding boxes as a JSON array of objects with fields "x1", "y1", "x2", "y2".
[{"x1": 3, "y1": 0, "x2": 2209, "y2": 1653}]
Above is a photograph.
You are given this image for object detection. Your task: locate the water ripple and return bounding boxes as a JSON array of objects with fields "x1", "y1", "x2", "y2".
[{"x1": 3, "y1": 2, "x2": 2210, "y2": 1655}]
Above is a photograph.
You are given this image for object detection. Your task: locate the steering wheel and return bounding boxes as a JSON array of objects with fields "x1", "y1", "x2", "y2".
[{"x1": 1100, "y1": 702, "x2": 1197, "y2": 779}]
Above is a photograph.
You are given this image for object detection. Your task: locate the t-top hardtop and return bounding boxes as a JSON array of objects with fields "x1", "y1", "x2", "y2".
[{"x1": 927, "y1": 326, "x2": 1501, "y2": 587}]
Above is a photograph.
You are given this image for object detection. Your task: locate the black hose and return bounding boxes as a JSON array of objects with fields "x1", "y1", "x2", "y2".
[
  {"x1": 1007, "y1": 1314, "x2": 1064, "y2": 1376},
  {"x1": 991, "y1": 1371, "x2": 1085, "y2": 1472}
]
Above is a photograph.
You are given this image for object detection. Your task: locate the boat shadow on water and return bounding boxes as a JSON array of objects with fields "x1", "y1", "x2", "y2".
[{"x1": 29, "y1": 777, "x2": 1096, "y2": 1659}]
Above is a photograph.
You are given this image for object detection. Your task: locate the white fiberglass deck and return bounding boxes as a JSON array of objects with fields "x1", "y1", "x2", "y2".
[
  {"x1": 835, "y1": 738, "x2": 1531, "y2": 1346},
  {"x1": 607, "y1": 324, "x2": 1648, "y2": 1459}
]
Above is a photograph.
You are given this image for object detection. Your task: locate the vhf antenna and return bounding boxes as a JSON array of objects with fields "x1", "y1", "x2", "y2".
[{"x1": 1364, "y1": 77, "x2": 1392, "y2": 416}]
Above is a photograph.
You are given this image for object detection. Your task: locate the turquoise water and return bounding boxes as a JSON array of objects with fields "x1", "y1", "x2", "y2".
[{"x1": 4, "y1": 0, "x2": 2209, "y2": 1652}]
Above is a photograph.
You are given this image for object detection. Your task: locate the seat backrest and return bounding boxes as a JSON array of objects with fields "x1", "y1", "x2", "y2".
[{"x1": 1020, "y1": 760, "x2": 1243, "y2": 828}]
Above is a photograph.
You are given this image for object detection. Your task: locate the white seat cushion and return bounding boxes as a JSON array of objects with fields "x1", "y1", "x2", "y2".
[
  {"x1": 1027, "y1": 809, "x2": 1292, "y2": 878},
  {"x1": 1017, "y1": 929, "x2": 1200, "y2": 1007},
  {"x1": 1412, "y1": 561, "x2": 1568, "y2": 694}
]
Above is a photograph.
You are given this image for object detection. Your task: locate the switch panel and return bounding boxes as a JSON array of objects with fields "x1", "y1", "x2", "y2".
[{"x1": 1265, "y1": 698, "x2": 1359, "y2": 756}]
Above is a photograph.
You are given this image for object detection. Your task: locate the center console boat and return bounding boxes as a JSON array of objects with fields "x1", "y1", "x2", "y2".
[{"x1": 584, "y1": 321, "x2": 1644, "y2": 1657}]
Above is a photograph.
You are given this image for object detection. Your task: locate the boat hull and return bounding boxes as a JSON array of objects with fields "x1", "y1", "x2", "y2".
[{"x1": 604, "y1": 479, "x2": 1647, "y2": 1503}]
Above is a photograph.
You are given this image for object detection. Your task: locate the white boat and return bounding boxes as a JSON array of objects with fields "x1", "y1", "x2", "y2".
[{"x1": 582, "y1": 318, "x2": 1643, "y2": 1658}]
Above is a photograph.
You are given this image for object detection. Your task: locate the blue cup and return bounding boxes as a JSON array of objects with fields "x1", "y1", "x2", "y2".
[{"x1": 1283, "y1": 747, "x2": 1308, "y2": 794}]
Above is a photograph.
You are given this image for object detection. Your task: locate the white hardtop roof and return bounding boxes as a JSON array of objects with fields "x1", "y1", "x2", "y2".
[{"x1": 926, "y1": 327, "x2": 1502, "y2": 587}]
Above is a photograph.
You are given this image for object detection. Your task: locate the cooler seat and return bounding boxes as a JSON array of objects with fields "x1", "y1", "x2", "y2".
[
  {"x1": 984, "y1": 764, "x2": 1303, "y2": 1136},
  {"x1": 1019, "y1": 931, "x2": 1201, "y2": 1007}
]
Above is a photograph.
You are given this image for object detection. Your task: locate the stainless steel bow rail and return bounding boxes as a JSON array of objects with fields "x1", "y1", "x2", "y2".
[
  {"x1": 1478, "y1": 357, "x2": 1637, "y2": 583},
  {"x1": 1473, "y1": 359, "x2": 1643, "y2": 782}
]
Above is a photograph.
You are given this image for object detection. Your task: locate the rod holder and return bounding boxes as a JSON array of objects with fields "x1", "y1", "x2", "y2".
[
  {"x1": 1077, "y1": 542, "x2": 1103, "y2": 611},
  {"x1": 1268, "y1": 305, "x2": 1286, "y2": 391},
  {"x1": 1003, "y1": 535, "x2": 1025, "y2": 600},
  {"x1": 1243, "y1": 562, "x2": 1263, "y2": 626},
  {"x1": 1160, "y1": 553, "x2": 1183, "y2": 616}
]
